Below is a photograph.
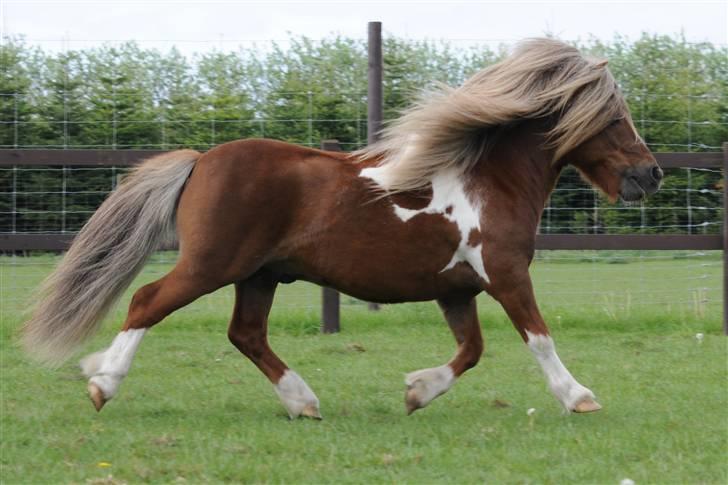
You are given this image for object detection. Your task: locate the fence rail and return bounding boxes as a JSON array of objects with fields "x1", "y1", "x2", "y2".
[
  {"x1": 1, "y1": 144, "x2": 726, "y2": 335},
  {"x1": 1, "y1": 19, "x2": 726, "y2": 334},
  {"x1": 0, "y1": 148, "x2": 722, "y2": 169},
  {"x1": 0, "y1": 147, "x2": 724, "y2": 254}
]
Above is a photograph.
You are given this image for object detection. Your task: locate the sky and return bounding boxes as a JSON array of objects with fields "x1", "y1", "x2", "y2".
[{"x1": 0, "y1": 0, "x2": 726, "y2": 55}]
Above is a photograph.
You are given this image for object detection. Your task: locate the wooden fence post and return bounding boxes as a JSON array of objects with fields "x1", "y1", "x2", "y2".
[
  {"x1": 322, "y1": 285, "x2": 340, "y2": 334},
  {"x1": 367, "y1": 20, "x2": 383, "y2": 312},
  {"x1": 723, "y1": 142, "x2": 727, "y2": 335},
  {"x1": 320, "y1": 139, "x2": 342, "y2": 333},
  {"x1": 367, "y1": 21, "x2": 383, "y2": 143}
]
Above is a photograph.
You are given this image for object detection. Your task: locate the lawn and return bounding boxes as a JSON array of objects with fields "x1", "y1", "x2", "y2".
[{"x1": 1, "y1": 252, "x2": 726, "y2": 484}]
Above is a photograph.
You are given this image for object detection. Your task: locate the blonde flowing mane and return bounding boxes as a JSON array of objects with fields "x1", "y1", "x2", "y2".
[{"x1": 357, "y1": 38, "x2": 631, "y2": 192}]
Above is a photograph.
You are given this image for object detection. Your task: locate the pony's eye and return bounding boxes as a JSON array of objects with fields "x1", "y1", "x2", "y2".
[{"x1": 609, "y1": 118, "x2": 622, "y2": 127}]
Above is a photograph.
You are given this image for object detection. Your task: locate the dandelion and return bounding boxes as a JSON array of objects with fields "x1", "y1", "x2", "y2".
[
  {"x1": 97, "y1": 462, "x2": 112, "y2": 468},
  {"x1": 620, "y1": 479, "x2": 635, "y2": 485},
  {"x1": 695, "y1": 333, "x2": 704, "y2": 343},
  {"x1": 527, "y1": 408, "x2": 536, "y2": 416}
]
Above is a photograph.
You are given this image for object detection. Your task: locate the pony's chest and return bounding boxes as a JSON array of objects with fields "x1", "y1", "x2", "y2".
[{"x1": 360, "y1": 167, "x2": 489, "y2": 285}]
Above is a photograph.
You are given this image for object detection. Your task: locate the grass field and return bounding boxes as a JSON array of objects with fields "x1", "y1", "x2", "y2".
[{"x1": 1, "y1": 252, "x2": 726, "y2": 484}]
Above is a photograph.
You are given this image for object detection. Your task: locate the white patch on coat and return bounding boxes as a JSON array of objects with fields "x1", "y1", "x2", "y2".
[
  {"x1": 81, "y1": 328, "x2": 147, "y2": 400},
  {"x1": 360, "y1": 165, "x2": 394, "y2": 189},
  {"x1": 274, "y1": 369, "x2": 320, "y2": 419},
  {"x1": 405, "y1": 364, "x2": 455, "y2": 407},
  {"x1": 525, "y1": 330, "x2": 595, "y2": 411},
  {"x1": 360, "y1": 166, "x2": 489, "y2": 283}
]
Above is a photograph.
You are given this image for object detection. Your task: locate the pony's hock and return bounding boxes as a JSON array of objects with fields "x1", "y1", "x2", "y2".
[{"x1": 22, "y1": 39, "x2": 659, "y2": 418}]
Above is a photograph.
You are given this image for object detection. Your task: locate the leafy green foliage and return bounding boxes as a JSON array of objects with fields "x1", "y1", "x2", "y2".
[{"x1": 0, "y1": 34, "x2": 725, "y2": 235}]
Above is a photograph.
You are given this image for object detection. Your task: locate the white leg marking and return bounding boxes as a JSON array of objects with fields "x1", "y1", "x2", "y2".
[
  {"x1": 360, "y1": 166, "x2": 489, "y2": 284},
  {"x1": 274, "y1": 370, "x2": 321, "y2": 419},
  {"x1": 525, "y1": 330, "x2": 595, "y2": 411},
  {"x1": 405, "y1": 364, "x2": 455, "y2": 408},
  {"x1": 82, "y1": 328, "x2": 147, "y2": 400}
]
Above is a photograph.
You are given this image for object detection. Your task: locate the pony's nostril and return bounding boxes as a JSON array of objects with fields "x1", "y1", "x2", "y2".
[{"x1": 650, "y1": 165, "x2": 664, "y2": 182}]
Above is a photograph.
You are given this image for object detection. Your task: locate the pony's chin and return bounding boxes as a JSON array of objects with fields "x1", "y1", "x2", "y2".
[
  {"x1": 618, "y1": 192, "x2": 644, "y2": 203},
  {"x1": 619, "y1": 177, "x2": 646, "y2": 202}
]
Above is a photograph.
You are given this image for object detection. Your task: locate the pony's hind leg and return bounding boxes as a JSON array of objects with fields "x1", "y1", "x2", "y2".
[
  {"x1": 405, "y1": 296, "x2": 483, "y2": 414},
  {"x1": 227, "y1": 270, "x2": 321, "y2": 419},
  {"x1": 81, "y1": 264, "x2": 222, "y2": 411}
]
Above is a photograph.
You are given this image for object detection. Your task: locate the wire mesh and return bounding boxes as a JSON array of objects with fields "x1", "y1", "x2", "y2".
[{"x1": 1, "y1": 36, "x2": 724, "y2": 327}]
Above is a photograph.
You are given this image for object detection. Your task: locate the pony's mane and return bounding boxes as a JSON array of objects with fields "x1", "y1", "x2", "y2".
[{"x1": 356, "y1": 38, "x2": 631, "y2": 192}]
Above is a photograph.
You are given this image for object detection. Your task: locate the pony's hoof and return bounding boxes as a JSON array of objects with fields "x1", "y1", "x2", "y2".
[
  {"x1": 88, "y1": 382, "x2": 107, "y2": 412},
  {"x1": 300, "y1": 404, "x2": 322, "y2": 420},
  {"x1": 405, "y1": 387, "x2": 422, "y2": 415},
  {"x1": 573, "y1": 398, "x2": 602, "y2": 413}
]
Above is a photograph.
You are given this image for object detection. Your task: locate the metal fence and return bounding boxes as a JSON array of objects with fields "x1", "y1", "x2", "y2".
[
  {"x1": 1, "y1": 22, "x2": 725, "y2": 333},
  {"x1": 0, "y1": 144, "x2": 726, "y2": 334}
]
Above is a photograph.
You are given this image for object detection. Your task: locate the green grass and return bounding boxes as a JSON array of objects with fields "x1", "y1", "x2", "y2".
[{"x1": 1, "y1": 252, "x2": 726, "y2": 484}]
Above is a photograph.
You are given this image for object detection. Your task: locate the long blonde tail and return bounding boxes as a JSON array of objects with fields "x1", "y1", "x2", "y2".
[{"x1": 21, "y1": 150, "x2": 200, "y2": 366}]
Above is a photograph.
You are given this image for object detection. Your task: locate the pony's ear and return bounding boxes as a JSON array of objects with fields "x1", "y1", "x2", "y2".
[{"x1": 594, "y1": 59, "x2": 608, "y2": 68}]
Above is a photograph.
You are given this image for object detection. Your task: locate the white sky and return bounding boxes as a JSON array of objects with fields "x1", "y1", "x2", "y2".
[{"x1": 1, "y1": 0, "x2": 726, "y2": 54}]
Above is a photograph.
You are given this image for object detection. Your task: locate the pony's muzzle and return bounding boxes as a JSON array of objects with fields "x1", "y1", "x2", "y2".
[{"x1": 620, "y1": 163, "x2": 662, "y2": 201}]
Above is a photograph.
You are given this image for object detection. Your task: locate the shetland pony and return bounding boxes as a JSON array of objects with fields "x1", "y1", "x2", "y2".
[{"x1": 22, "y1": 39, "x2": 661, "y2": 418}]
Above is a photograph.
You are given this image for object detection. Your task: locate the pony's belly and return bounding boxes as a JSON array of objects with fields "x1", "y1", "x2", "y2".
[{"x1": 268, "y1": 253, "x2": 482, "y2": 304}]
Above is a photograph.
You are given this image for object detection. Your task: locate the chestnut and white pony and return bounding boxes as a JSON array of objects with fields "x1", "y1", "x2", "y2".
[{"x1": 22, "y1": 39, "x2": 661, "y2": 418}]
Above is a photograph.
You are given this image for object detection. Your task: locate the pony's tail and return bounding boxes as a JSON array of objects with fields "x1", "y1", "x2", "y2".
[{"x1": 21, "y1": 149, "x2": 200, "y2": 367}]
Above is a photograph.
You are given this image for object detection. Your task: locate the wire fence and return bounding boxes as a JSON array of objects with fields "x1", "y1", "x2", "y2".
[
  {"x1": 0, "y1": 157, "x2": 722, "y2": 236},
  {"x1": 1, "y1": 34, "x2": 725, "y2": 329}
]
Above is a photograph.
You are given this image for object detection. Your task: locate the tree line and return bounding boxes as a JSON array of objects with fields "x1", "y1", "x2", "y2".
[{"x1": 0, "y1": 34, "x2": 726, "y2": 235}]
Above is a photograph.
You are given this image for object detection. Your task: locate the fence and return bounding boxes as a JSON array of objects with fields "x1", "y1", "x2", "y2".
[
  {"x1": 0, "y1": 144, "x2": 726, "y2": 333},
  {"x1": 1, "y1": 22, "x2": 725, "y2": 334}
]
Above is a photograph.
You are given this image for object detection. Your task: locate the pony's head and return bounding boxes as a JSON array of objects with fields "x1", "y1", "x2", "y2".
[
  {"x1": 358, "y1": 37, "x2": 662, "y2": 200},
  {"x1": 515, "y1": 39, "x2": 662, "y2": 202},
  {"x1": 560, "y1": 103, "x2": 661, "y2": 202}
]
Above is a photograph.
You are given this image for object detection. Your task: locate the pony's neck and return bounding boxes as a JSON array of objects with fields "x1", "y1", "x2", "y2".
[{"x1": 473, "y1": 120, "x2": 562, "y2": 220}]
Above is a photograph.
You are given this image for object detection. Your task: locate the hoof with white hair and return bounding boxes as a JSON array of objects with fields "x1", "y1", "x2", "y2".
[
  {"x1": 81, "y1": 350, "x2": 114, "y2": 412},
  {"x1": 274, "y1": 370, "x2": 322, "y2": 420},
  {"x1": 404, "y1": 365, "x2": 455, "y2": 415},
  {"x1": 79, "y1": 329, "x2": 147, "y2": 413},
  {"x1": 87, "y1": 382, "x2": 107, "y2": 412},
  {"x1": 572, "y1": 397, "x2": 602, "y2": 413},
  {"x1": 86, "y1": 374, "x2": 123, "y2": 412}
]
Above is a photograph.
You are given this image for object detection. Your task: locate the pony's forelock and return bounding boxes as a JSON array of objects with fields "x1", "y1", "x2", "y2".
[{"x1": 356, "y1": 38, "x2": 627, "y2": 192}]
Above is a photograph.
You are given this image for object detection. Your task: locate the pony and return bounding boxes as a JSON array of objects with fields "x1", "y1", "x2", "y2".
[{"x1": 21, "y1": 38, "x2": 662, "y2": 419}]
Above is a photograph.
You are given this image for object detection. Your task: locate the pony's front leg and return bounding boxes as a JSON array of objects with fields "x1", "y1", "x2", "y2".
[
  {"x1": 493, "y1": 272, "x2": 601, "y2": 413},
  {"x1": 405, "y1": 296, "x2": 483, "y2": 414}
]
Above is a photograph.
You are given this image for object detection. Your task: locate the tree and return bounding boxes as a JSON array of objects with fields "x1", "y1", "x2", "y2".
[{"x1": 1, "y1": 33, "x2": 725, "y2": 235}]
